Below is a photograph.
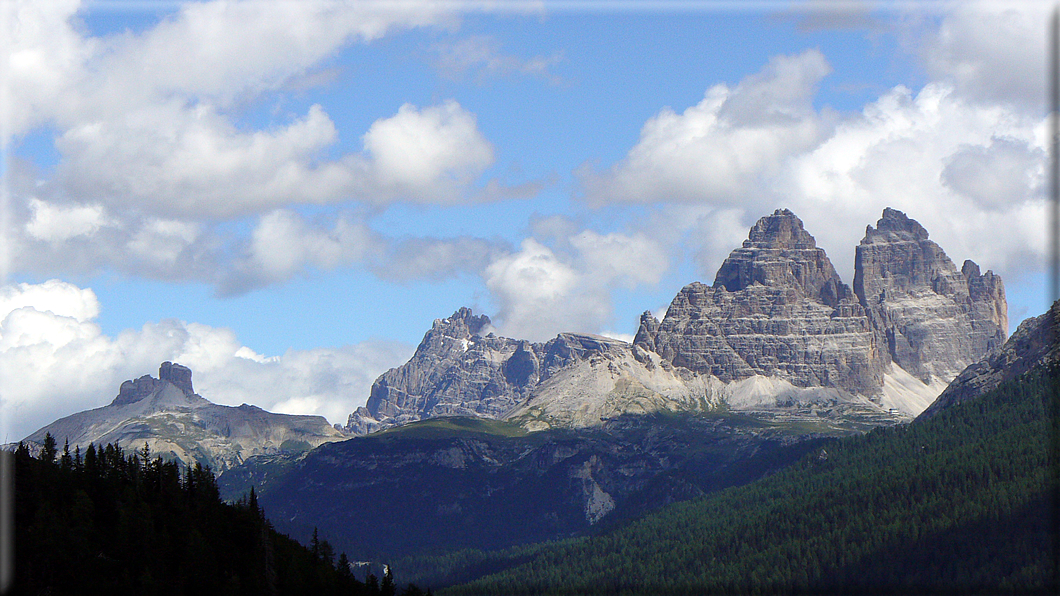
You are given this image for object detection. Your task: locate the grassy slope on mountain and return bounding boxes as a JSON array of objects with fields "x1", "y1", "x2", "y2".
[{"x1": 445, "y1": 366, "x2": 1059, "y2": 595}]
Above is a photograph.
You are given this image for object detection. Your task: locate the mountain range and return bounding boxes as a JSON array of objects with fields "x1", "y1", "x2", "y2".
[
  {"x1": 346, "y1": 208, "x2": 1006, "y2": 434},
  {"x1": 22, "y1": 207, "x2": 1008, "y2": 483}
]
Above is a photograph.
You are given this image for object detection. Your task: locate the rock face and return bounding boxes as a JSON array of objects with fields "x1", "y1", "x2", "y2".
[
  {"x1": 634, "y1": 208, "x2": 1006, "y2": 409},
  {"x1": 854, "y1": 208, "x2": 1008, "y2": 384},
  {"x1": 919, "y1": 298, "x2": 1058, "y2": 419},
  {"x1": 635, "y1": 209, "x2": 881, "y2": 395},
  {"x1": 346, "y1": 309, "x2": 724, "y2": 434},
  {"x1": 24, "y1": 362, "x2": 345, "y2": 472},
  {"x1": 347, "y1": 308, "x2": 530, "y2": 434}
]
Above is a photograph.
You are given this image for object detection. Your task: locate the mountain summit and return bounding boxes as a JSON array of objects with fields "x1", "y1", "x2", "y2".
[
  {"x1": 855, "y1": 207, "x2": 1007, "y2": 384},
  {"x1": 24, "y1": 362, "x2": 345, "y2": 471},
  {"x1": 637, "y1": 208, "x2": 876, "y2": 394}
]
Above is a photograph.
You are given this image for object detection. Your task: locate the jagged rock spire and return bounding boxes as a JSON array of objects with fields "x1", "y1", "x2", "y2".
[
  {"x1": 712, "y1": 208, "x2": 852, "y2": 307},
  {"x1": 854, "y1": 208, "x2": 1007, "y2": 383}
]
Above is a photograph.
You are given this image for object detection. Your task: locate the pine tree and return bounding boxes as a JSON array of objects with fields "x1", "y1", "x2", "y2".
[
  {"x1": 60, "y1": 439, "x2": 72, "y2": 471},
  {"x1": 40, "y1": 432, "x2": 57, "y2": 464}
]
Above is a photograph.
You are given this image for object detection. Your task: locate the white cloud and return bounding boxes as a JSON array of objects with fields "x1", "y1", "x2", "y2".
[
  {"x1": 940, "y1": 136, "x2": 1045, "y2": 211},
  {"x1": 0, "y1": 280, "x2": 413, "y2": 442},
  {"x1": 579, "y1": 50, "x2": 834, "y2": 207},
  {"x1": 775, "y1": 82, "x2": 1046, "y2": 281},
  {"x1": 126, "y1": 218, "x2": 203, "y2": 266},
  {"x1": 375, "y1": 236, "x2": 509, "y2": 282},
  {"x1": 0, "y1": 279, "x2": 99, "y2": 322},
  {"x1": 570, "y1": 230, "x2": 667, "y2": 289},
  {"x1": 25, "y1": 198, "x2": 112, "y2": 244},
  {"x1": 222, "y1": 208, "x2": 513, "y2": 293},
  {"x1": 5, "y1": 0, "x2": 496, "y2": 227},
  {"x1": 5, "y1": 0, "x2": 454, "y2": 139},
  {"x1": 361, "y1": 100, "x2": 495, "y2": 203},
  {"x1": 1, "y1": 0, "x2": 93, "y2": 137},
  {"x1": 483, "y1": 233, "x2": 668, "y2": 342},
  {"x1": 47, "y1": 97, "x2": 496, "y2": 219},
  {"x1": 580, "y1": 28, "x2": 1047, "y2": 287},
  {"x1": 223, "y1": 209, "x2": 382, "y2": 292},
  {"x1": 916, "y1": 0, "x2": 1048, "y2": 110},
  {"x1": 56, "y1": 102, "x2": 354, "y2": 219},
  {"x1": 485, "y1": 239, "x2": 589, "y2": 341}
]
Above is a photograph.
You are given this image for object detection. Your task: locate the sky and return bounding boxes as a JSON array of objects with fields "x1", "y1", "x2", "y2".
[{"x1": 0, "y1": 0, "x2": 1052, "y2": 442}]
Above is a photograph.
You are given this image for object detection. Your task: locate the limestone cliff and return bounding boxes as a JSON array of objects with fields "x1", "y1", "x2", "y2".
[
  {"x1": 634, "y1": 209, "x2": 882, "y2": 395},
  {"x1": 918, "y1": 298, "x2": 1057, "y2": 418},
  {"x1": 854, "y1": 208, "x2": 1007, "y2": 385},
  {"x1": 346, "y1": 310, "x2": 724, "y2": 434}
]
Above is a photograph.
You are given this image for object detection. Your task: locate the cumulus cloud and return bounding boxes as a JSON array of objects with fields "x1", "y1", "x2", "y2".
[
  {"x1": 6, "y1": 0, "x2": 504, "y2": 227},
  {"x1": 220, "y1": 209, "x2": 510, "y2": 293},
  {"x1": 222, "y1": 209, "x2": 383, "y2": 292},
  {"x1": 484, "y1": 232, "x2": 668, "y2": 341},
  {"x1": 4, "y1": 0, "x2": 453, "y2": 139},
  {"x1": 25, "y1": 198, "x2": 112, "y2": 244},
  {"x1": 916, "y1": 0, "x2": 1048, "y2": 110},
  {"x1": 940, "y1": 136, "x2": 1045, "y2": 211},
  {"x1": 776, "y1": 82, "x2": 1046, "y2": 280},
  {"x1": 360, "y1": 101, "x2": 496, "y2": 204},
  {"x1": 0, "y1": 280, "x2": 413, "y2": 442},
  {"x1": 1, "y1": 0, "x2": 545, "y2": 296},
  {"x1": 374, "y1": 235, "x2": 510, "y2": 283},
  {"x1": 579, "y1": 50, "x2": 834, "y2": 207}
]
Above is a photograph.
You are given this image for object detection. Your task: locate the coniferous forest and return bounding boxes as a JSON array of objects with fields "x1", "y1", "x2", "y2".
[
  {"x1": 432, "y1": 366, "x2": 1060, "y2": 594},
  {"x1": 12, "y1": 438, "x2": 427, "y2": 596}
]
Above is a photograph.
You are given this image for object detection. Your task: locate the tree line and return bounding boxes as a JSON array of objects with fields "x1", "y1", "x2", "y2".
[{"x1": 13, "y1": 436, "x2": 431, "y2": 595}]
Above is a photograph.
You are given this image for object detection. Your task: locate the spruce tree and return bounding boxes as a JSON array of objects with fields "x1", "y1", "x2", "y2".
[{"x1": 40, "y1": 432, "x2": 57, "y2": 464}]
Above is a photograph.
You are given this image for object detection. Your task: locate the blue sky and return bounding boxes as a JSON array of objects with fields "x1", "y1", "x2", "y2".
[{"x1": 1, "y1": 0, "x2": 1051, "y2": 441}]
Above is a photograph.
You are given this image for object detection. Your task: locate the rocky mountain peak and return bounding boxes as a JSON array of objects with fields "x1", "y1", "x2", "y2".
[
  {"x1": 853, "y1": 209, "x2": 1007, "y2": 383},
  {"x1": 744, "y1": 208, "x2": 818, "y2": 249},
  {"x1": 863, "y1": 207, "x2": 930, "y2": 242},
  {"x1": 160, "y1": 361, "x2": 194, "y2": 395},
  {"x1": 712, "y1": 208, "x2": 850, "y2": 305},
  {"x1": 634, "y1": 209, "x2": 877, "y2": 394},
  {"x1": 29, "y1": 361, "x2": 344, "y2": 472},
  {"x1": 430, "y1": 307, "x2": 491, "y2": 339},
  {"x1": 112, "y1": 361, "x2": 195, "y2": 406}
]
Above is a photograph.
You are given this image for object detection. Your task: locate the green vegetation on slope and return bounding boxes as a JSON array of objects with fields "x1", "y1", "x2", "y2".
[
  {"x1": 370, "y1": 416, "x2": 531, "y2": 440},
  {"x1": 13, "y1": 438, "x2": 426, "y2": 596},
  {"x1": 443, "y1": 366, "x2": 1060, "y2": 595}
]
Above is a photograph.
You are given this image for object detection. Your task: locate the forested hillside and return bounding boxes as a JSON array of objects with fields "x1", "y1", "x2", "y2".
[
  {"x1": 441, "y1": 366, "x2": 1059, "y2": 594},
  {"x1": 12, "y1": 437, "x2": 423, "y2": 595}
]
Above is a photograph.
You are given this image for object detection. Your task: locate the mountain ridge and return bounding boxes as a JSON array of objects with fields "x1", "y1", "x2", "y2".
[{"x1": 348, "y1": 208, "x2": 1006, "y2": 434}]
